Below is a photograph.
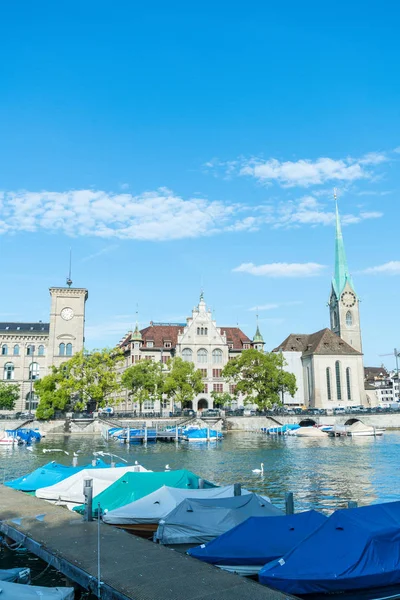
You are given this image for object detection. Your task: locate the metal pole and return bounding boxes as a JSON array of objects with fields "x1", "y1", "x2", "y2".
[
  {"x1": 395, "y1": 349, "x2": 400, "y2": 402},
  {"x1": 83, "y1": 478, "x2": 93, "y2": 522},
  {"x1": 198, "y1": 478, "x2": 204, "y2": 489},
  {"x1": 28, "y1": 345, "x2": 35, "y2": 418},
  {"x1": 144, "y1": 423, "x2": 148, "y2": 444},
  {"x1": 175, "y1": 425, "x2": 179, "y2": 442},
  {"x1": 285, "y1": 492, "x2": 294, "y2": 515},
  {"x1": 233, "y1": 483, "x2": 241, "y2": 496},
  {"x1": 97, "y1": 502, "x2": 101, "y2": 598}
]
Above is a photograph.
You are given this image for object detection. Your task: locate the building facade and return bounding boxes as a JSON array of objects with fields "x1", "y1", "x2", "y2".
[
  {"x1": 274, "y1": 201, "x2": 367, "y2": 409},
  {"x1": 0, "y1": 285, "x2": 88, "y2": 413},
  {"x1": 117, "y1": 294, "x2": 263, "y2": 412}
]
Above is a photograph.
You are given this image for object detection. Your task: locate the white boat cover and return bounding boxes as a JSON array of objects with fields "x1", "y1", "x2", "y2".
[
  {"x1": 295, "y1": 427, "x2": 327, "y2": 437},
  {"x1": 36, "y1": 464, "x2": 149, "y2": 507},
  {"x1": 155, "y1": 493, "x2": 284, "y2": 545},
  {"x1": 0, "y1": 581, "x2": 74, "y2": 599},
  {"x1": 103, "y1": 484, "x2": 261, "y2": 525}
]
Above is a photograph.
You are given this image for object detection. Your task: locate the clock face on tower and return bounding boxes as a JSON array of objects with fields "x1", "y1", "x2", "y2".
[
  {"x1": 341, "y1": 291, "x2": 356, "y2": 308},
  {"x1": 61, "y1": 307, "x2": 74, "y2": 321}
]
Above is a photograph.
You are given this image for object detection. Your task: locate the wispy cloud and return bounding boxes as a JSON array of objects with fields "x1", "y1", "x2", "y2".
[
  {"x1": 233, "y1": 262, "x2": 326, "y2": 277},
  {"x1": 249, "y1": 301, "x2": 302, "y2": 311},
  {"x1": 360, "y1": 261, "x2": 400, "y2": 275},
  {"x1": 206, "y1": 151, "x2": 388, "y2": 187},
  {"x1": 81, "y1": 245, "x2": 119, "y2": 262}
]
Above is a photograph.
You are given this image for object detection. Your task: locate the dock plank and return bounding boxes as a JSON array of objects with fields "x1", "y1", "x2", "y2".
[{"x1": 0, "y1": 486, "x2": 296, "y2": 600}]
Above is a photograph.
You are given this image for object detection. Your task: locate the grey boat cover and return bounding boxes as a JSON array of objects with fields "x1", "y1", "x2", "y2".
[
  {"x1": 155, "y1": 493, "x2": 284, "y2": 545},
  {"x1": 0, "y1": 568, "x2": 30, "y2": 583},
  {"x1": 0, "y1": 580, "x2": 74, "y2": 599}
]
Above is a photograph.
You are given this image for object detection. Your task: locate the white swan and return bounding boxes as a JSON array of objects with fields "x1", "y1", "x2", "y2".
[
  {"x1": 165, "y1": 464, "x2": 171, "y2": 471},
  {"x1": 252, "y1": 462, "x2": 264, "y2": 474}
]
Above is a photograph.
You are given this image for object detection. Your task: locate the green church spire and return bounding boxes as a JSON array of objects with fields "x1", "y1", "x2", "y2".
[{"x1": 332, "y1": 192, "x2": 354, "y2": 297}]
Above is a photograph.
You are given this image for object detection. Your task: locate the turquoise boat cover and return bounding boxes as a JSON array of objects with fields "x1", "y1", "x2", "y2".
[
  {"x1": 188, "y1": 511, "x2": 326, "y2": 566},
  {"x1": 186, "y1": 428, "x2": 222, "y2": 439},
  {"x1": 4, "y1": 459, "x2": 109, "y2": 492},
  {"x1": 73, "y1": 469, "x2": 216, "y2": 516},
  {"x1": 259, "y1": 501, "x2": 400, "y2": 595}
]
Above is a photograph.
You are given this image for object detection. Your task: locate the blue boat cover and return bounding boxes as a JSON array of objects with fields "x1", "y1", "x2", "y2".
[
  {"x1": 188, "y1": 510, "x2": 326, "y2": 566},
  {"x1": 186, "y1": 428, "x2": 222, "y2": 439},
  {"x1": 259, "y1": 501, "x2": 400, "y2": 595},
  {"x1": 4, "y1": 459, "x2": 109, "y2": 492}
]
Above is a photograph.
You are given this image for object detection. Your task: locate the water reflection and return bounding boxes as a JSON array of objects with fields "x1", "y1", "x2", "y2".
[{"x1": 2, "y1": 431, "x2": 400, "y2": 512}]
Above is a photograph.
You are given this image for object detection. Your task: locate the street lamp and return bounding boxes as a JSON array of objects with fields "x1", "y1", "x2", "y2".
[{"x1": 28, "y1": 344, "x2": 35, "y2": 418}]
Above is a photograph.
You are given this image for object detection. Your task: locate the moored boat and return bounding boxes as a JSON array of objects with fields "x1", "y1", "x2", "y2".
[
  {"x1": 0, "y1": 580, "x2": 74, "y2": 599},
  {"x1": 0, "y1": 567, "x2": 30, "y2": 583}
]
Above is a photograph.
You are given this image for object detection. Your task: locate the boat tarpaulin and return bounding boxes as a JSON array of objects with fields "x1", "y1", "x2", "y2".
[
  {"x1": 4, "y1": 459, "x2": 109, "y2": 492},
  {"x1": 259, "y1": 501, "x2": 400, "y2": 595},
  {"x1": 75, "y1": 469, "x2": 216, "y2": 516},
  {"x1": 35, "y1": 464, "x2": 149, "y2": 507},
  {"x1": 155, "y1": 493, "x2": 284, "y2": 545},
  {"x1": 0, "y1": 581, "x2": 74, "y2": 599},
  {"x1": 102, "y1": 484, "x2": 257, "y2": 525},
  {"x1": 188, "y1": 510, "x2": 326, "y2": 566}
]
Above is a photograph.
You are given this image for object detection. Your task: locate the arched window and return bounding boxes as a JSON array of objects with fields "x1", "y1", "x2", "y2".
[
  {"x1": 346, "y1": 311, "x2": 353, "y2": 327},
  {"x1": 326, "y1": 367, "x2": 332, "y2": 400},
  {"x1": 204, "y1": 327, "x2": 208, "y2": 335},
  {"x1": 2, "y1": 345, "x2": 8, "y2": 356},
  {"x1": 197, "y1": 328, "x2": 200, "y2": 335},
  {"x1": 182, "y1": 348, "x2": 192, "y2": 362},
  {"x1": 335, "y1": 361, "x2": 342, "y2": 400},
  {"x1": 13, "y1": 344, "x2": 19, "y2": 356},
  {"x1": 332, "y1": 311, "x2": 337, "y2": 328},
  {"x1": 38, "y1": 345, "x2": 45, "y2": 356},
  {"x1": 212, "y1": 348, "x2": 223, "y2": 364},
  {"x1": 59, "y1": 343, "x2": 65, "y2": 356},
  {"x1": 3, "y1": 362, "x2": 14, "y2": 381},
  {"x1": 307, "y1": 366, "x2": 313, "y2": 399},
  {"x1": 29, "y1": 362, "x2": 39, "y2": 381},
  {"x1": 25, "y1": 392, "x2": 38, "y2": 410},
  {"x1": 26, "y1": 345, "x2": 34, "y2": 356},
  {"x1": 346, "y1": 367, "x2": 352, "y2": 400},
  {"x1": 66, "y1": 343, "x2": 72, "y2": 356},
  {"x1": 197, "y1": 348, "x2": 208, "y2": 364}
]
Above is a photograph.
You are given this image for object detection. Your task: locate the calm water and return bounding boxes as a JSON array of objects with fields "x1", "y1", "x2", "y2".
[{"x1": 2, "y1": 430, "x2": 400, "y2": 512}]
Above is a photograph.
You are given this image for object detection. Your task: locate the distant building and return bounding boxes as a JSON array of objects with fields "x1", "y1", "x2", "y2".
[
  {"x1": 364, "y1": 366, "x2": 399, "y2": 405},
  {"x1": 117, "y1": 294, "x2": 263, "y2": 413},
  {"x1": 273, "y1": 201, "x2": 367, "y2": 409},
  {"x1": 0, "y1": 285, "x2": 88, "y2": 413}
]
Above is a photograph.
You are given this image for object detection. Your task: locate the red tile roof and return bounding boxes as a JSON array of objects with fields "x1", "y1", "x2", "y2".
[{"x1": 273, "y1": 328, "x2": 361, "y2": 356}]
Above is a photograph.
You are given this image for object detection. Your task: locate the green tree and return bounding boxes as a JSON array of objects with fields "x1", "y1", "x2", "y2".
[
  {"x1": 222, "y1": 349, "x2": 297, "y2": 410},
  {"x1": 164, "y1": 357, "x2": 203, "y2": 408},
  {"x1": 35, "y1": 348, "x2": 124, "y2": 419},
  {"x1": 121, "y1": 360, "x2": 165, "y2": 412},
  {"x1": 0, "y1": 382, "x2": 20, "y2": 411},
  {"x1": 210, "y1": 390, "x2": 234, "y2": 408}
]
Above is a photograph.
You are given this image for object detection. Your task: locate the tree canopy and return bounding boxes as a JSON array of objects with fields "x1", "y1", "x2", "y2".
[
  {"x1": 0, "y1": 382, "x2": 20, "y2": 411},
  {"x1": 163, "y1": 357, "x2": 204, "y2": 408},
  {"x1": 210, "y1": 390, "x2": 234, "y2": 408},
  {"x1": 222, "y1": 349, "x2": 297, "y2": 410},
  {"x1": 35, "y1": 348, "x2": 123, "y2": 419},
  {"x1": 121, "y1": 360, "x2": 165, "y2": 410}
]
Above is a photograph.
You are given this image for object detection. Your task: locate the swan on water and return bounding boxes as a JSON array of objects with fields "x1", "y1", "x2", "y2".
[
  {"x1": 165, "y1": 464, "x2": 171, "y2": 471},
  {"x1": 252, "y1": 462, "x2": 264, "y2": 474}
]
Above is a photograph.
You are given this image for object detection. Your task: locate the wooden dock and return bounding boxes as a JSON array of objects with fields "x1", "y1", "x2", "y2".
[{"x1": 0, "y1": 486, "x2": 296, "y2": 600}]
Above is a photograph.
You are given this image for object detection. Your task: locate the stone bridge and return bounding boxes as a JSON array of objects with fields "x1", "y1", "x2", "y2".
[{"x1": 225, "y1": 413, "x2": 400, "y2": 431}]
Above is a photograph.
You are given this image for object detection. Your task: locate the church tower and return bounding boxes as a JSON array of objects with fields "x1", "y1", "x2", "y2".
[{"x1": 329, "y1": 198, "x2": 362, "y2": 353}]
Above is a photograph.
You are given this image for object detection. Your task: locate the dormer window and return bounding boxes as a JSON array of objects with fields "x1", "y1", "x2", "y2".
[
  {"x1": 147, "y1": 341, "x2": 154, "y2": 348},
  {"x1": 243, "y1": 343, "x2": 250, "y2": 350},
  {"x1": 164, "y1": 342, "x2": 172, "y2": 348},
  {"x1": 228, "y1": 343, "x2": 233, "y2": 349}
]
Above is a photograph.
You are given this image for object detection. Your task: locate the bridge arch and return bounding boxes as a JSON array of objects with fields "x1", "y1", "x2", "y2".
[
  {"x1": 345, "y1": 418, "x2": 361, "y2": 426},
  {"x1": 299, "y1": 419, "x2": 316, "y2": 427}
]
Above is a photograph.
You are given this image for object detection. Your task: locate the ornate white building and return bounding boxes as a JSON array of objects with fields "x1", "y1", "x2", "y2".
[
  {"x1": 0, "y1": 284, "x2": 88, "y2": 413},
  {"x1": 274, "y1": 201, "x2": 367, "y2": 409},
  {"x1": 118, "y1": 294, "x2": 264, "y2": 412}
]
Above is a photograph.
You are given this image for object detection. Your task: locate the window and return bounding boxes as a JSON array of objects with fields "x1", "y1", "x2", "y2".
[
  {"x1": 38, "y1": 345, "x2": 45, "y2": 356},
  {"x1": 326, "y1": 367, "x2": 332, "y2": 401},
  {"x1": 213, "y1": 383, "x2": 223, "y2": 393},
  {"x1": 161, "y1": 355, "x2": 169, "y2": 364},
  {"x1": 59, "y1": 343, "x2": 65, "y2": 356},
  {"x1": 132, "y1": 355, "x2": 141, "y2": 363},
  {"x1": 243, "y1": 344, "x2": 250, "y2": 350},
  {"x1": 13, "y1": 345, "x2": 19, "y2": 356},
  {"x1": 335, "y1": 361, "x2": 342, "y2": 400},
  {"x1": 66, "y1": 343, "x2": 72, "y2": 356},
  {"x1": 145, "y1": 355, "x2": 152, "y2": 361},
  {"x1": 182, "y1": 348, "x2": 193, "y2": 362},
  {"x1": 27, "y1": 345, "x2": 34, "y2": 356},
  {"x1": 346, "y1": 311, "x2": 353, "y2": 327},
  {"x1": 29, "y1": 362, "x2": 39, "y2": 381},
  {"x1": 197, "y1": 327, "x2": 208, "y2": 335},
  {"x1": 147, "y1": 341, "x2": 154, "y2": 348},
  {"x1": 164, "y1": 342, "x2": 172, "y2": 348},
  {"x1": 229, "y1": 384, "x2": 237, "y2": 395},
  {"x1": 228, "y1": 343, "x2": 234, "y2": 349},
  {"x1": 197, "y1": 348, "x2": 208, "y2": 364},
  {"x1": 200, "y1": 368, "x2": 207, "y2": 378},
  {"x1": 25, "y1": 392, "x2": 38, "y2": 410},
  {"x1": 346, "y1": 367, "x2": 352, "y2": 400},
  {"x1": 1, "y1": 345, "x2": 8, "y2": 356},
  {"x1": 203, "y1": 384, "x2": 208, "y2": 393},
  {"x1": 212, "y1": 369, "x2": 222, "y2": 378},
  {"x1": 143, "y1": 400, "x2": 154, "y2": 411},
  {"x1": 307, "y1": 366, "x2": 312, "y2": 399},
  {"x1": 212, "y1": 348, "x2": 223, "y2": 364},
  {"x1": 204, "y1": 327, "x2": 208, "y2": 335},
  {"x1": 3, "y1": 362, "x2": 14, "y2": 381}
]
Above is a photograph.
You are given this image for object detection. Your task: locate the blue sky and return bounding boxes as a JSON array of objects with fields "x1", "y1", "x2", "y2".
[{"x1": 1, "y1": 1, "x2": 399, "y2": 367}]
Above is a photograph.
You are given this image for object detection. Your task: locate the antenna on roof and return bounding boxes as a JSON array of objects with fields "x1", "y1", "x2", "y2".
[{"x1": 66, "y1": 248, "x2": 73, "y2": 287}]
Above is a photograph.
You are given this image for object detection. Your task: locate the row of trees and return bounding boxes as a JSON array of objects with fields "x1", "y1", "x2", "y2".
[{"x1": 15, "y1": 347, "x2": 297, "y2": 419}]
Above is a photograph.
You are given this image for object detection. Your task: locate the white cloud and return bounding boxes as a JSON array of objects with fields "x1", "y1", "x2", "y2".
[
  {"x1": 249, "y1": 300, "x2": 302, "y2": 311},
  {"x1": 81, "y1": 245, "x2": 119, "y2": 262},
  {"x1": 361, "y1": 261, "x2": 400, "y2": 275},
  {"x1": 210, "y1": 151, "x2": 388, "y2": 188},
  {"x1": 0, "y1": 188, "x2": 257, "y2": 241},
  {"x1": 233, "y1": 262, "x2": 326, "y2": 277}
]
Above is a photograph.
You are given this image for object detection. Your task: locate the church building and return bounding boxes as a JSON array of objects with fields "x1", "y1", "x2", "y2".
[{"x1": 273, "y1": 201, "x2": 367, "y2": 409}]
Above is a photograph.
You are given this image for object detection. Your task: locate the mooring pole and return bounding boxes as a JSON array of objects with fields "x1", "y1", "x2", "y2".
[
  {"x1": 97, "y1": 502, "x2": 102, "y2": 598},
  {"x1": 285, "y1": 492, "x2": 294, "y2": 515},
  {"x1": 126, "y1": 426, "x2": 130, "y2": 446},
  {"x1": 175, "y1": 425, "x2": 179, "y2": 442},
  {"x1": 144, "y1": 423, "x2": 148, "y2": 445},
  {"x1": 72, "y1": 454, "x2": 78, "y2": 467},
  {"x1": 234, "y1": 483, "x2": 242, "y2": 496},
  {"x1": 83, "y1": 478, "x2": 93, "y2": 522},
  {"x1": 199, "y1": 478, "x2": 204, "y2": 489},
  {"x1": 207, "y1": 427, "x2": 210, "y2": 441}
]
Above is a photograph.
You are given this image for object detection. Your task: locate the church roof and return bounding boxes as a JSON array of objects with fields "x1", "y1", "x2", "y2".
[
  {"x1": 273, "y1": 328, "x2": 362, "y2": 356},
  {"x1": 0, "y1": 322, "x2": 50, "y2": 333},
  {"x1": 332, "y1": 201, "x2": 355, "y2": 297},
  {"x1": 364, "y1": 366, "x2": 390, "y2": 380}
]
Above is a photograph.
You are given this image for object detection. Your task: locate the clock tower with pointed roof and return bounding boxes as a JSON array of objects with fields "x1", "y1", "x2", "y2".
[{"x1": 329, "y1": 198, "x2": 362, "y2": 353}]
